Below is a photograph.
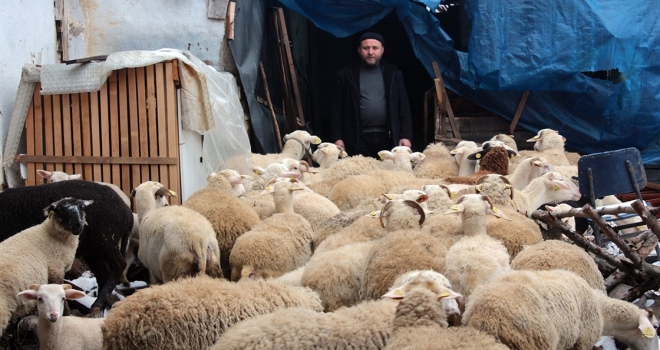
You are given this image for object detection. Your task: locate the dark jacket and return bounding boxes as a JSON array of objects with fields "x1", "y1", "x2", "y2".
[{"x1": 329, "y1": 60, "x2": 413, "y2": 156}]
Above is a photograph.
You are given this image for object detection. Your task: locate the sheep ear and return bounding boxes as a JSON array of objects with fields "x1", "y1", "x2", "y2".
[
  {"x1": 507, "y1": 150, "x2": 517, "y2": 159},
  {"x1": 321, "y1": 148, "x2": 329, "y2": 154},
  {"x1": 526, "y1": 133, "x2": 541, "y2": 142},
  {"x1": 467, "y1": 151, "x2": 484, "y2": 160},
  {"x1": 16, "y1": 289, "x2": 39, "y2": 301},
  {"x1": 79, "y1": 200, "x2": 94, "y2": 209},
  {"x1": 382, "y1": 288, "x2": 405, "y2": 299},
  {"x1": 339, "y1": 150, "x2": 348, "y2": 158},
  {"x1": 305, "y1": 136, "x2": 322, "y2": 145},
  {"x1": 64, "y1": 289, "x2": 87, "y2": 300},
  {"x1": 415, "y1": 194, "x2": 429, "y2": 203},
  {"x1": 411, "y1": 152, "x2": 426, "y2": 162},
  {"x1": 261, "y1": 185, "x2": 274, "y2": 195},
  {"x1": 70, "y1": 174, "x2": 83, "y2": 180},
  {"x1": 489, "y1": 206, "x2": 512, "y2": 220},
  {"x1": 437, "y1": 288, "x2": 462, "y2": 300},
  {"x1": 252, "y1": 166, "x2": 266, "y2": 176},
  {"x1": 378, "y1": 150, "x2": 394, "y2": 160},
  {"x1": 638, "y1": 315, "x2": 656, "y2": 338},
  {"x1": 444, "y1": 204, "x2": 464, "y2": 215},
  {"x1": 37, "y1": 170, "x2": 52, "y2": 179},
  {"x1": 206, "y1": 172, "x2": 217, "y2": 183},
  {"x1": 449, "y1": 148, "x2": 464, "y2": 155}
]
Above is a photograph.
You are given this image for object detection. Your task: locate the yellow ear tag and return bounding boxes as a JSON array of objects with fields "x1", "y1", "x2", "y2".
[
  {"x1": 437, "y1": 291, "x2": 450, "y2": 298},
  {"x1": 393, "y1": 289, "x2": 404, "y2": 296},
  {"x1": 642, "y1": 327, "x2": 655, "y2": 338},
  {"x1": 475, "y1": 153, "x2": 481, "y2": 159},
  {"x1": 370, "y1": 211, "x2": 378, "y2": 216},
  {"x1": 314, "y1": 137, "x2": 321, "y2": 144},
  {"x1": 387, "y1": 194, "x2": 397, "y2": 200},
  {"x1": 493, "y1": 207, "x2": 499, "y2": 213},
  {"x1": 48, "y1": 211, "x2": 54, "y2": 219},
  {"x1": 450, "y1": 193, "x2": 456, "y2": 200},
  {"x1": 265, "y1": 186, "x2": 272, "y2": 191},
  {"x1": 553, "y1": 184, "x2": 560, "y2": 191},
  {"x1": 450, "y1": 205, "x2": 460, "y2": 211},
  {"x1": 254, "y1": 170, "x2": 261, "y2": 175},
  {"x1": 169, "y1": 190, "x2": 177, "y2": 197},
  {"x1": 289, "y1": 186, "x2": 297, "y2": 191}
]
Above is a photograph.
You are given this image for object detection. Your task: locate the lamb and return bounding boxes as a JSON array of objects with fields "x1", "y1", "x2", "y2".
[
  {"x1": 443, "y1": 195, "x2": 512, "y2": 298},
  {"x1": 250, "y1": 129, "x2": 322, "y2": 168},
  {"x1": 444, "y1": 142, "x2": 516, "y2": 185},
  {"x1": 134, "y1": 181, "x2": 222, "y2": 284},
  {"x1": 251, "y1": 162, "x2": 301, "y2": 190},
  {"x1": 463, "y1": 269, "x2": 658, "y2": 350},
  {"x1": 312, "y1": 142, "x2": 347, "y2": 168},
  {"x1": 183, "y1": 172, "x2": 261, "y2": 279},
  {"x1": 17, "y1": 283, "x2": 103, "y2": 350},
  {"x1": 511, "y1": 171, "x2": 582, "y2": 216},
  {"x1": 0, "y1": 181, "x2": 133, "y2": 313},
  {"x1": 229, "y1": 178, "x2": 314, "y2": 281},
  {"x1": 377, "y1": 146, "x2": 426, "y2": 171},
  {"x1": 210, "y1": 270, "x2": 456, "y2": 350},
  {"x1": 101, "y1": 275, "x2": 323, "y2": 350},
  {"x1": 205, "y1": 169, "x2": 253, "y2": 196},
  {"x1": 504, "y1": 156, "x2": 552, "y2": 190},
  {"x1": 511, "y1": 239, "x2": 606, "y2": 292},
  {"x1": 384, "y1": 274, "x2": 507, "y2": 350},
  {"x1": 412, "y1": 142, "x2": 459, "y2": 179},
  {"x1": 0, "y1": 198, "x2": 92, "y2": 333},
  {"x1": 512, "y1": 129, "x2": 579, "y2": 172}
]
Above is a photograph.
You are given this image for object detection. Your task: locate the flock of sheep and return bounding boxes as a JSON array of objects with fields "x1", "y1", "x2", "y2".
[{"x1": 0, "y1": 128, "x2": 657, "y2": 350}]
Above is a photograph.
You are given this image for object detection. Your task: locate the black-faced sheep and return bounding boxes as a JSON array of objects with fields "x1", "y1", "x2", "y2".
[
  {"x1": 0, "y1": 181, "x2": 133, "y2": 313},
  {"x1": 0, "y1": 198, "x2": 92, "y2": 333}
]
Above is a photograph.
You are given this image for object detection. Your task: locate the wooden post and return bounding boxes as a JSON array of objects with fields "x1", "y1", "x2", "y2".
[
  {"x1": 432, "y1": 62, "x2": 461, "y2": 140},
  {"x1": 508, "y1": 91, "x2": 530, "y2": 135},
  {"x1": 260, "y1": 62, "x2": 283, "y2": 151}
]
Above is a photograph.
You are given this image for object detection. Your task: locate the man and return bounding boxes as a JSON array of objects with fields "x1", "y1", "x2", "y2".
[{"x1": 329, "y1": 32, "x2": 413, "y2": 158}]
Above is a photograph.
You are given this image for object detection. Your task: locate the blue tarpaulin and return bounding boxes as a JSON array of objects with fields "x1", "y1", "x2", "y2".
[{"x1": 280, "y1": 0, "x2": 660, "y2": 163}]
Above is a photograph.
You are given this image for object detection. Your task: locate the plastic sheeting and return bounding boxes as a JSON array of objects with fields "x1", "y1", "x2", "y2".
[{"x1": 280, "y1": 0, "x2": 660, "y2": 163}]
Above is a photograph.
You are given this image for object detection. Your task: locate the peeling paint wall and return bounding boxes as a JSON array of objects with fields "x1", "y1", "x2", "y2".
[
  {"x1": 0, "y1": 0, "x2": 58, "y2": 187},
  {"x1": 63, "y1": 0, "x2": 226, "y2": 69}
]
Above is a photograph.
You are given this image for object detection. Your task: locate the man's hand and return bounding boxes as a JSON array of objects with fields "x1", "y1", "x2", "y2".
[
  {"x1": 335, "y1": 139, "x2": 345, "y2": 151},
  {"x1": 399, "y1": 138, "x2": 411, "y2": 148}
]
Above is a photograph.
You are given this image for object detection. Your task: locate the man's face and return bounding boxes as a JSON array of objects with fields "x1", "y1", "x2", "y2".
[{"x1": 358, "y1": 39, "x2": 384, "y2": 67}]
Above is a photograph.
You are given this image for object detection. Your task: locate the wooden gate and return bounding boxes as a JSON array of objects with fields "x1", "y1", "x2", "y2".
[{"x1": 17, "y1": 61, "x2": 181, "y2": 205}]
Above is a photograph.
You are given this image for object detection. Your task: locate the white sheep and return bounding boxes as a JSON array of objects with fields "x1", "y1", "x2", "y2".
[
  {"x1": 384, "y1": 274, "x2": 508, "y2": 350},
  {"x1": 36, "y1": 169, "x2": 131, "y2": 207},
  {"x1": 511, "y1": 171, "x2": 582, "y2": 216},
  {"x1": 229, "y1": 178, "x2": 314, "y2": 281},
  {"x1": 17, "y1": 283, "x2": 103, "y2": 350},
  {"x1": 305, "y1": 154, "x2": 381, "y2": 196},
  {"x1": 134, "y1": 181, "x2": 222, "y2": 284},
  {"x1": 378, "y1": 145, "x2": 426, "y2": 171},
  {"x1": 205, "y1": 169, "x2": 253, "y2": 196},
  {"x1": 251, "y1": 162, "x2": 301, "y2": 190},
  {"x1": 490, "y1": 133, "x2": 518, "y2": 152},
  {"x1": 210, "y1": 270, "x2": 457, "y2": 349},
  {"x1": 0, "y1": 197, "x2": 92, "y2": 333},
  {"x1": 450, "y1": 140, "x2": 481, "y2": 176},
  {"x1": 250, "y1": 129, "x2": 322, "y2": 168},
  {"x1": 312, "y1": 142, "x2": 347, "y2": 168},
  {"x1": 412, "y1": 142, "x2": 460, "y2": 179},
  {"x1": 101, "y1": 275, "x2": 323, "y2": 350},
  {"x1": 443, "y1": 194, "x2": 512, "y2": 298},
  {"x1": 505, "y1": 156, "x2": 552, "y2": 190}
]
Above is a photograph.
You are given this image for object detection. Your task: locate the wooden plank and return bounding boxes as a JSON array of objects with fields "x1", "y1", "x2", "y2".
[
  {"x1": 71, "y1": 93, "x2": 82, "y2": 176},
  {"x1": 259, "y1": 61, "x2": 283, "y2": 151},
  {"x1": 273, "y1": 12, "x2": 296, "y2": 131},
  {"x1": 109, "y1": 71, "x2": 121, "y2": 187},
  {"x1": 15, "y1": 155, "x2": 178, "y2": 165},
  {"x1": 25, "y1": 86, "x2": 36, "y2": 186},
  {"x1": 226, "y1": 1, "x2": 236, "y2": 40},
  {"x1": 275, "y1": 8, "x2": 305, "y2": 127},
  {"x1": 100, "y1": 79, "x2": 111, "y2": 182},
  {"x1": 164, "y1": 62, "x2": 180, "y2": 205},
  {"x1": 508, "y1": 91, "x2": 530, "y2": 135},
  {"x1": 34, "y1": 89, "x2": 45, "y2": 182},
  {"x1": 207, "y1": 0, "x2": 230, "y2": 19},
  {"x1": 61, "y1": 94, "x2": 73, "y2": 175},
  {"x1": 146, "y1": 65, "x2": 159, "y2": 181},
  {"x1": 155, "y1": 63, "x2": 169, "y2": 189},
  {"x1": 81, "y1": 92, "x2": 92, "y2": 180},
  {"x1": 171, "y1": 60, "x2": 180, "y2": 88},
  {"x1": 52, "y1": 93, "x2": 63, "y2": 172},
  {"x1": 43, "y1": 94, "x2": 54, "y2": 173},
  {"x1": 128, "y1": 68, "x2": 141, "y2": 198},
  {"x1": 118, "y1": 69, "x2": 131, "y2": 197},
  {"x1": 137, "y1": 67, "x2": 150, "y2": 186},
  {"x1": 90, "y1": 90, "x2": 102, "y2": 182},
  {"x1": 432, "y1": 62, "x2": 461, "y2": 139}
]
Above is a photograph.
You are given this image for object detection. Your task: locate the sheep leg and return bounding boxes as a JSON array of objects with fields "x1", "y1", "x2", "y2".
[
  {"x1": 221, "y1": 249, "x2": 232, "y2": 280},
  {"x1": 85, "y1": 254, "x2": 126, "y2": 312}
]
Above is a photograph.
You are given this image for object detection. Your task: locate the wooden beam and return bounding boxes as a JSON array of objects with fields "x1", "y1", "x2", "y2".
[
  {"x1": 508, "y1": 91, "x2": 530, "y2": 135},
  {"x1": 15, "y1": 155, "x2": 177, "y2": 165},
  {"x1": 275, "y1": 7, "x2": 305, "y2": 128},
  {"x1": 260, "y1": 61, "x2": 283, "y2": 151},
  {"x1": 432, "y1": 62, "x2": 461, "y2": 139},
  {"x1": 226, "y1": 1, "x2": 236, "y2": 40}
]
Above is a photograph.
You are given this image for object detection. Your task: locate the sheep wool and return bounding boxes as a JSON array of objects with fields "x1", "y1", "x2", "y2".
[
  {"x1": 183, "y1": 186, "x2": 260, "y2": 279},
  {"x1": 101, "y1": 276, "x2": 322, "y2": 350},
  {"x1": 463, "y1": 269, "x2": 603, "y2": 350},
  {"x1": 485, "y1": 205, "x2": 543, "y2": 259},
  {"x1": 413, "y1": 142, "x2": 459, "y2": 179},
  {"x1": 511, "y1": 239, "x2": 606, "y2": 292}
]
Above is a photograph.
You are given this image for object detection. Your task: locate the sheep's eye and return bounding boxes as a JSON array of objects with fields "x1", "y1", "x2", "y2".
[{"x1": 37, "y1": 297, "x2": 43, "y2": 302}]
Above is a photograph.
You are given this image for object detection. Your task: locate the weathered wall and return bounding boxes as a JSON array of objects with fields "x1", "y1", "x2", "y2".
[
  {"x1": 0, "y1": 0, "x2": 58, "y2": 187},
  {"x1": 62, "y1": 0, "x2": 226, "y2": 67}
]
